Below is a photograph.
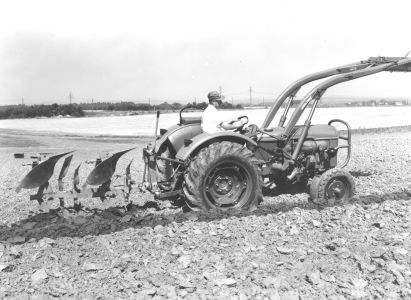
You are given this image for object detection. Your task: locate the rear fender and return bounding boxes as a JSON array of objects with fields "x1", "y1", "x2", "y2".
[
  {"x1": 176, "y1": 132, "x2": 258, "y2": 162},
  {"x1": 155, "y1": 123, "x2": 202, "y2": 154}
]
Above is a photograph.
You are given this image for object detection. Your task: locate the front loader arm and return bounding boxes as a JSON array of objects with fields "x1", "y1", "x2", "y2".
[
  {"x1": 261, "y1": 56, "x2": 411, "y2": 128},
  {"x1": 284, "y1": 56, "x2": 411, "y2": 136},
  {"x1": 261, "y1": 61, "x2": 371, "y2": 128}
]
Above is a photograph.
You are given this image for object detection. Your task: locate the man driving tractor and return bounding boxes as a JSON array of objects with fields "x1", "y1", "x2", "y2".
[{"x1": 201, "y1": 91, "x2": 248, "y2": 134}]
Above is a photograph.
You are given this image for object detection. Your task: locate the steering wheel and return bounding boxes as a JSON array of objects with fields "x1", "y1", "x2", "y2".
[{"x1": 232, "y1": 115, "x2": 249, "y2": 132}]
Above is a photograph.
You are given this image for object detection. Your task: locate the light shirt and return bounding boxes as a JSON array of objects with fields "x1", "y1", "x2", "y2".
[{"x1": 201, "y1": 104, "x2": 224, "y2": 133}]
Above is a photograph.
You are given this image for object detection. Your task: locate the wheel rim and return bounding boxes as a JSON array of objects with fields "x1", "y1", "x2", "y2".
[
  {"x1": 204, "y1": 160, "x2": 253, "y2": 208},
  {"x1": 325, "y1": 177, "x2": 348, "y2": 201}
]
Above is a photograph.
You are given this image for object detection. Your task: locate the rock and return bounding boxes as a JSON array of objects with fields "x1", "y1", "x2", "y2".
[
  {"x1": 170, "y1": 246, "x2": 180, "y2": 256},
  {"x1": 370, "y1": 247, "x2": 386, "y2": 258},
  {"x1": 312, "y1": 220, "x2": 322, "y2": 227},
  {"x1": 0, "y1": 264, "x2": 9, "y2": 272},
  {"x1": 38, "y1": 237, "x2": 56, "y2": 247},
  {"x1": 295, "y1": 248, "x2": 307, "y2": 258},
  {"x1": 31, "y1": 268, "x2": 48, "y2": 284},
  {"x1": 185, "y1": 212, "x2": 198, "y2": 221},
  {"x1": 262, "y1": 276, "x2": 280, "y2": 289},
  {"x1": 217, "y1": 277, "x2": 237, "y2": 286},
  {"x1": 165, "y1": 286, "x2": 178, "y2": 299},
  {"x1": 178, "y1": 255, "x2": 191, "y2": 268},
  {"x1": 372, "y1": 222, "x2": 385, "y2": 229},
  {"x1": 393, "y1": 248, "x2": 407, "y2": 256},
  {"x1": 141, "y1": 288, "x2": 156, "y2": 296},
  {"x1": 7, "y1": 236, "x2": 25, "y2": 244},
  {"x1": 281, "y1": 290, "x2": 300, "y2": 300},
  {"x1": 8, "y1": 246, "x2": 23, "y2": 259},
  {"x1": 82, "y1": 262, "x2": 103, "y2": 271},
  {"x1": 193, "y1": 228, "x2": 202, "y2": 235},
  {"x1": 276, "y1": 246, "x2": 294, "y2": 254},
  {"x1": 120, "y1": 215, "x2": 133, "y2": 223},
  {"x1": 306, "y1": 272, "x2": 322, "y2": 285},
  {"x1": 289, "y1": 225, "x2": 300, "y2": 235},
  {"x1": 350, "y1": 278, "x2": 368, "y2": 289},
  {"x1": 387, "y1": 261, "x2": 406, "y2": 284}
]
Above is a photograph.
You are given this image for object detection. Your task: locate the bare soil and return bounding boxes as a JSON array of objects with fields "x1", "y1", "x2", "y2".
[{"x1": 0, "y1": 127, "x2": 410, "y2": 299}]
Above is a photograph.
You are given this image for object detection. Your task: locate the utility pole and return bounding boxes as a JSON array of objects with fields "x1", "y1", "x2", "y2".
[
  {"x1": 148, "y1": 98, "x2": 151, "y2": 105},
  {"x1": 21, "y1": 97, "x2": 24, "y2": 105},
  {"x1": 219, "y1": 85, "x2": 222, "y2": 95},
  {"x1": 231, "y1": 96, "x2": 234, "y2": 105},
  {"x1": 69, "y1": 92, "x2": 73, "y2": 104},
  {"x1": 263, "y1": 97, "x2": 265, "y2": 105},
  {"x1": 249, "y1": 86, "x2": 253, "y2": 106}
]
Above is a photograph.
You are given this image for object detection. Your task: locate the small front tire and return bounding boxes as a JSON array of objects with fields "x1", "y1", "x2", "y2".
[{"x1": 309, "y1": 168, "x2": 355, "y2": 206}]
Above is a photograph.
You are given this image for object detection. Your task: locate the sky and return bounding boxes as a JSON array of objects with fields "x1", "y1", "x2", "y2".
[{"x1": 0, "y1": 0, "x2": 410, "y2": 105}]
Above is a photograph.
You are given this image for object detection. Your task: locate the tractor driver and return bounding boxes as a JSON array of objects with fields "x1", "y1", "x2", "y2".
[{"x1": 201, "y1": 91, "x2": 248, "y2": 134}]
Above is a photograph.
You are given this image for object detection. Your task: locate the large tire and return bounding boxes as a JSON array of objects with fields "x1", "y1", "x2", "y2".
[
  {"x1": 183, "y1": 141, "x2": 262, "y2": 210},
  {"x1": 309, "y1": 168, "x2": 355, "y2": 206}
]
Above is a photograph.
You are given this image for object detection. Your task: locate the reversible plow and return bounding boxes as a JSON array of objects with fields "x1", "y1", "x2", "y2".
[{"x1": 15, "y1": 149, "x2": 137, "y2": 210}]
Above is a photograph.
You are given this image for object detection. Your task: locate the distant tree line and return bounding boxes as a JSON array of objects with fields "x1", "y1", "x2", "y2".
[
  {"x1": 79, "y1": 101, "x2": 243, "y2": 111},
  {"x1": 185, "y1": 101, "x2": 243, "y2": 110},
  {"x1": 0, "y1": 101, "x2": 244, "y2": 119},
  {"x1": 78, "y1": 101, "x2": 170, "y2": 111},
  {"x1": 0, "y1": 104, "x2": 85, "y2": 119}
]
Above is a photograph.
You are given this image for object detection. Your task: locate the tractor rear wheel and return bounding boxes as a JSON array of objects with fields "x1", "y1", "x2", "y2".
[
  {"x1": 183, "y1": 141, "x2": 262, "y2": 210},
  {"x1": 309, "y1": 168, "x2": 355, "y2": 206}
]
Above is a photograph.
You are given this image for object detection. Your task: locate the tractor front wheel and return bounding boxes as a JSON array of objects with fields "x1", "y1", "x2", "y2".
[
  {"x1": 183, "y1": 141, "x2": 262, "y2": 210},
  {"x1": 309, "y1": 168, "x2": 355, "y2": 207}
]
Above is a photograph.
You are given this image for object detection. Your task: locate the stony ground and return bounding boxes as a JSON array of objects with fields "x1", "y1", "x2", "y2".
[{"x1": 0, "y1": 127, "x2": 410, "y2": 299}]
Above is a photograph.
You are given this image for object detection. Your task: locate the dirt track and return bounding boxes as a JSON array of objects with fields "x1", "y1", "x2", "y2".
[{"x1": 0, "y1": 128, "x2": 410, "y2": 299}]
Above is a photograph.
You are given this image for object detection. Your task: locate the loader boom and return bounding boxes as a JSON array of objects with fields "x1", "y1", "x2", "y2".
[{"x1": 261, "y1": 56, "x2": 411, "y2": 129}]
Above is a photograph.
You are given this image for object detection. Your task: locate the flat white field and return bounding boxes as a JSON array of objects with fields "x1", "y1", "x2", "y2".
[{"x1": 0, "y1": 106, "x2": 410, "y2": 136}]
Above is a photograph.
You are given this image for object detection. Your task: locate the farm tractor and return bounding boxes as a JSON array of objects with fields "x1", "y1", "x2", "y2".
[{"x1": 15, "y1": 56, "x2": 411, "y2": 211}]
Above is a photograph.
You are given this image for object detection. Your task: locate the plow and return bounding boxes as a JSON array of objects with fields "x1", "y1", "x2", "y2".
[
  {"x1": 15, "y1": 55, "x2": 411, "y2": 212},
  {"x1": 15, "y1": 149, "x2": 136, "y2": 210}
]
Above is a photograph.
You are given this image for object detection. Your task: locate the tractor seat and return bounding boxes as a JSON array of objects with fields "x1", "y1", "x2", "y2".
[{"x1": 180, "y1": 116, "x2": 202, "y2": 125}]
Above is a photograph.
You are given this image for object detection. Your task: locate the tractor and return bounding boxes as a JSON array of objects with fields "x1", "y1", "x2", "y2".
[
  {"x1": 140, "y1": 56, "x2": 411, "y2": 210},
  {"x1": 15, "y1": 56, "x2": 411, "y2": 211}
]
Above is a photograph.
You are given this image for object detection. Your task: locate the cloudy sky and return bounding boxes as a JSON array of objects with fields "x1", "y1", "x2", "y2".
[{"x1": 0, "y1": 0, "x2": 410, "y2": 105}]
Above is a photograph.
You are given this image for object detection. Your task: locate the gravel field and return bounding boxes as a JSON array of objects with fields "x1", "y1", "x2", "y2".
[{"x1": 0, "y1": 127, "x2": 410, "y2": 299}]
